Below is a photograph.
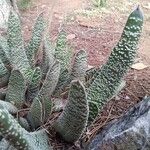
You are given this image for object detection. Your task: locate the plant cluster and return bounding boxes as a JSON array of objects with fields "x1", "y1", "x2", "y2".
[{"x1": 0, "y1": 6, "x2": 143, "y2": 150}]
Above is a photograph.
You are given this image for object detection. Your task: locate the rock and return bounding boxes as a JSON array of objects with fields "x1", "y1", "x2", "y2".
[
  {"x1": 86, "y1": 97, "x2": 150, "y2": 150},
  {"x1": 0, "y1": 0, "x2": 11, "y2": 29}
]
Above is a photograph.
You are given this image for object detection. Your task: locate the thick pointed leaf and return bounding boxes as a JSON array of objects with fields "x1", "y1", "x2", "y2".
[
  {"x1": 27, "y1": 67, "x2": 42, "y2": 101},
  {"x1": 54, "y1": 80, "x2": 89, "y2": 142},
  {"x1": 87, "y1": 6, "x2": 144, "y2": 122},
  {"x1": 41, "y1": 36, "x2": 55, "y2": 77},
  {"x1": 70, "y1": 50, "x2": 87, "y2": 81},
  {"x1": 7, "y1": 10, "x2": 30, "y2": 77},
  {"x1": 26, "y1": 13, "x2": 45, "y2": 65},
  {"x1": 5, "y1": 69, "x2": 26, "y2": 109},
  {"x1": 26, "y1": 97, "x2": 43, "y2": 130},
  {"x1": 55, "y1": 30, "x2": 72, "y2": 72},
  {"x1": 0, "y1": 106, "x2": 51, "y2": 150},
  {"x1": 0, "y1": 100, "x2": 18, "y2": 114}
]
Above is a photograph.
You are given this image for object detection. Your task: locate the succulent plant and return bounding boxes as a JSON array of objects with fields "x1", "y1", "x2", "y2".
[
  {"x1": 0, "y1": 105, "x2": 51, "y2": 150},
  {"x1": 0, "y1": 6, "x2": 143, "y2": 149},
  {"x1": 0, "y1": 7, "x2": 88, "y2": 146},
  {"x1": 87, "y1": 6, "x2": 144, "y2": 122},
  {"x1": 5, "y1": 69, "x2": 26, "y2": 109},
  {"x1": 54, "y1": 80, "x2": 89, "y2": 142}
]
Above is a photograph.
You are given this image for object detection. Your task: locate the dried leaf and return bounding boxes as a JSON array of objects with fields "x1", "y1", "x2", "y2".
[{"x1": 131, "y1": 62, "x2": 148, "y2": 70}]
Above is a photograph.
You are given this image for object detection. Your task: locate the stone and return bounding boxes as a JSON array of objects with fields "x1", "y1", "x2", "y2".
[{"x1": 86, "y1": 97, "x2": 150, "y2": 150}]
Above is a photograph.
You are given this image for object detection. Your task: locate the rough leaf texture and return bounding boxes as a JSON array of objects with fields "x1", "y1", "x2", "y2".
[
  {"x1": 27, "y1": 67, "x2": 42, "y2": 101},
  {"x1": 0, "y1": 106, "x2": 29, "y2": 149},
  {"x1": 70, "y1": 50, "x2": 87, "y2": 82},
  {"x1": 0, "y1": 106, "x2": 51, "y2": 150},
  {"x1": 38, "y1": 61, "x2": 60, "y2": 122},
  {"x1": 27, "y1": 97, "x2": 43, "y2": 130},
  {"x1": 0, "y1": 100, "x2": 18, "y2": 114},
  {"x1": 54, "y1": 50, "x2": 87, "y2": 97},
  {"x1": 54, "y1": 80, "x2": 89, "y2": 142},
  {"x1": 5, "y1": 69, "x2": 26, "y2": 109},
  {"x1": 27, "y1": 61, "x2": 59, "y2": 129},
  {"x1": 55, "y1": 30, "x2": 72, "y2": 72},
  {"x1": 41, "y1": 36, "x2": 55, "y2": 77},
  {"x1": 87, "y1": 7, "x2": 144, "y2": 122},
  {"x1": 26, "y1": 13, "x2": 45, "y2": 65},
  {"x1": 7, "y1": 10, "x2": 30, "y2": 76}
]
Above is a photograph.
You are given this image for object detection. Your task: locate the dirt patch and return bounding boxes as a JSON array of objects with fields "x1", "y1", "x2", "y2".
[
  {"x1": 63, "y1": 13, "x2": 122, "y2": 66},
  {"x1": 20, "y1": 0, "x2": 87, "y2": 40}
]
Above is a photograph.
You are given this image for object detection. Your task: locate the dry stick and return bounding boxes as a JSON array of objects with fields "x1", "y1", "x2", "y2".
[
  {"x1": 139, "y1": 82, "x2": 150, "y2": 94},
  {"x1": 82, "y1": 102, "x2": 115, "y2": 143},
  {"x1": 125, "y1": 88, "x2": 140, "y2": 101},
  {"x1": 89, "y1": 102, "x2": 115, "y2": 141}
]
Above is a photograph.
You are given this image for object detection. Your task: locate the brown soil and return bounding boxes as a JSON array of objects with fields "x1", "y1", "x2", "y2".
[{"x1": 18, "y1": 0, "x2": 150, "y2": 149}]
